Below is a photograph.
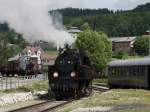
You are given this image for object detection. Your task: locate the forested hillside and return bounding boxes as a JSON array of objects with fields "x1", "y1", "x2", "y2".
[
  {"x1": 133, "y1": 3, "x2": 150, "y2": 11},
  {"x1": 53, "y1": 3, "x2": 150, "y2": 37},
  {"x1": 53, "y1": 8, "x2": 113, "y2": 17}
]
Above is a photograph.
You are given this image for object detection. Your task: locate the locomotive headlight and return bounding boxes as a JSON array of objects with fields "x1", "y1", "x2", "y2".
[
  {"x1": 53, "y1": 72, "x2": 58, "y2": 78},
  {"x1": 71, "y1": 72, "x2": 76, "y2": 77}
]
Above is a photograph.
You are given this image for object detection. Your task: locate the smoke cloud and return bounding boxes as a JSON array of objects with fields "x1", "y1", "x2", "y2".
[{"x1": 0, "y1": 0, "x2": 84, "y2": 47}]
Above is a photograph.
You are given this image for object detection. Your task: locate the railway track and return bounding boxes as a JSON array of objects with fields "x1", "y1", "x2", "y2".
[
  {"x1": 92, "y1": 84, "x2": 110, "y2": 92},
  {"x1": 9, "y1": 100, "x2": 72, "y2": 112},
  {"x1": 8, "y1": 85, "x2": 108, "y2": 112}
]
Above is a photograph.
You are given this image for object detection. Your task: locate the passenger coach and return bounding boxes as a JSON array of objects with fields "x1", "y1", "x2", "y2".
[{"x1": 107, "y1": 58, "x2": 150, "y2": 89}]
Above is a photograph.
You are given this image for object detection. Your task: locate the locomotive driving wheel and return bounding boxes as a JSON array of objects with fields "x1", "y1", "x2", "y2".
[
  {"x1": 84, "y1": 81, "x2": 93, "y2": 96},
  {"x1": 74, "y1": 89, "x2": 82, "y2": 99},
  {"x1": 55, "y1": 94, "x2": 62, "y2": 101}
]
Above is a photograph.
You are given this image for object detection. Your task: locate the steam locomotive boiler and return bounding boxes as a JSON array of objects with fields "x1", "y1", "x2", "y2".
[{"x1": 48, "y1": 46, "x2": 95, "y2": 100}]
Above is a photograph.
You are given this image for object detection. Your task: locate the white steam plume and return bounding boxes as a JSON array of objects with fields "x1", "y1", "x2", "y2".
[{"x1": 0, "y1": 0, "x2": 84, "y2": 47}]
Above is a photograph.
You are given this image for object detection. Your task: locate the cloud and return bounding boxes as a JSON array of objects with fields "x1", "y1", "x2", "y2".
[
  {"x1": 113, "y1": 0, "x2": 150, "y2": 10},
  {"x1": 49, "y1": 0, "x2": 85, "y2": 9},
  {"x1": 83, "y1": 0, "x2": 118, "y2": 9}
]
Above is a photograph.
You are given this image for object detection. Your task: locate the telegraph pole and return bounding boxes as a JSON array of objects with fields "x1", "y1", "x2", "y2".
[{"x1": 149, "y1": 30, "x2": 150, "y2": 56}]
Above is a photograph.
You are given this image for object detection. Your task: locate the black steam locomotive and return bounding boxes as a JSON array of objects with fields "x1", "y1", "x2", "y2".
[{"x1": 48, "y1": 46, "x2": 95, "y2": 100}]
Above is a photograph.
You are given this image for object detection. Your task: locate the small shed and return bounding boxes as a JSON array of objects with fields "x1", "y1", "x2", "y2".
[
  {"x1": 68, "y1": 27, "x2": 81, "y2": 38},
  {"x1": 110, "y1": 37, "x2": 136, "y2": 53}
]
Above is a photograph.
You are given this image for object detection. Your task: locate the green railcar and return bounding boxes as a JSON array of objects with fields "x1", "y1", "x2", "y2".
[{"x1": 108, "y1": 58, "x2": 150, "y2": 89}]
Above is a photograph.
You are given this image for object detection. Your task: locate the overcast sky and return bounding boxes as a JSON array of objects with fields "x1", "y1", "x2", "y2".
[{"x1": 82, "y1": 0, "x2": 150, "y2": 10}]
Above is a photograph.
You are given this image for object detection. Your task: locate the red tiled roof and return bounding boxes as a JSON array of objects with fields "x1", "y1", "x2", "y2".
[{"x1": 41, "y1": 53, "x2": 57, "y2": 60}]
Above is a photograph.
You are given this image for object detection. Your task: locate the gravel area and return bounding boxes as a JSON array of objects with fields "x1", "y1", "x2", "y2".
[
  {"x1": 0, "y1": 92, "x2": 33, "y2": 106},
  {"x1": 0, "y1": 91, "x2": 48, "y2": 112},
  {"x1": 0, "y1": 100, "x2": 46, "y2": 112}
]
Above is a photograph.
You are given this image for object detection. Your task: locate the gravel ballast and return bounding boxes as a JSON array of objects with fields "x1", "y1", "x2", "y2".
[
  {"x1": 0, "y1": 91, "x2": 47, "y2": 106},
  {"x1": 0, "y1": 92, "x2": 33, "y2": 106}
]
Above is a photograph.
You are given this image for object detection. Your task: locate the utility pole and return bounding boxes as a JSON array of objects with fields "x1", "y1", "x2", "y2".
[
  {"x1": 93, "y1": 15, "x2": 97, "y2": 31},
  {"x1": 149, "y1": 30, "x2": 150, "y2": 57}
]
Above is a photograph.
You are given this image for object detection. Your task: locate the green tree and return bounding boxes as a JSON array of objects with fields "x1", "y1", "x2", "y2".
[
  {"x1": 134, "y1": 35, "x2": 150, "y2": 56},
  {"x1": 80, "y1": 22, "x2": 91, "y2": 31},
  {"x1": 0, "y1": 33, "x2": 13, "y2": 65},
  {"x1": 0, "y1": 32, "x2": 27, "y2": 65},
  {"x1": 75, "y1": 31, "x2": 112, "y2": 71}
]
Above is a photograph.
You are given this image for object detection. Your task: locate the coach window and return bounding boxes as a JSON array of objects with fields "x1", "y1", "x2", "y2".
[
  {"x1": 138, "y1": 66, "x2": 141, "y2": 76},
  {"x1": 108, "y1": 67, "x2": 112, "y2": 76},
  {"x1": 110, "y1": 68, "x2": 113, "y2": 76},
  {"x1": 127, "y1": 67, "x2": 130, "y2": 75},
  {"x1": 120, "y1": 67, "x2": 123, "y2": 76},
  {"x1": 140, "y1": 66, "x2": 143, "y2": 76},
  {"x1": 118, "y1": 67, "x2": 120, "y2": 75},
  {"x1": 112, "y1": 67, "x2": 116, "y2": 76},
  {"x1": 124, "y1": 66, "x2": 127, "y2": 76},
  {"x1": 132, "y1": 66, "x2": 136, "y2": 76},
  {"x1": 134, "y1": 66, "x2": 137, "y2": 76},
  {"x1": 116, "y1": 67, "x2": 119, "y2": 76},
  {"x1": 123, "y1": 66, "x2": 126, "y2": 76},
  {"x1": 138, "y1": 66, "x2": 142, "y2": 76},
  {"x1": 119, "y1": 67, "x2": 122, "y2": 76},
  {"x1": 136, "y1": 66, "x2": 139, "y2": 76},
  {"x1": 108, "y1": 68, "x2": 111, "y2": 75},
  {"x1": 126, "y1": 67, "x2": 129, "y2": 76},
  {"x1": 118, "y1": 67, "x2": 120, "y2": 76},
  {"x1": 110, "y1": 68, "x2": 112, "y2": 76},
  {"x1": 115, "y1": 67, "x2": 118, "y2": 75},
  {"x1": 141, "y1": 66, "x2": 145, "y2": 76},
  {"x1": 121, "y1": 66, "x2": 124, "y2": 76},
  {"x1": 125, "y1": 66, "x2": 129, "y2": 76}
]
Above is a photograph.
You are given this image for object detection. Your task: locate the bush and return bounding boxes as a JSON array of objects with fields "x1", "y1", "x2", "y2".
[
  {"x1": 113, "y1": 51, "x2": 129, "y2": 59},
  {"x1": 134, "y1": 35, "x2": 150, "y2": 56},
  {"x1": 75, "y1": 31, "x2": 112, "y2": 71}
]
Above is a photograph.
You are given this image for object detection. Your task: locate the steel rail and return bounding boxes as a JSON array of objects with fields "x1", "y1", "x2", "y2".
[
  {"x1": 92, "y1": 85, "x2": 110, "y2": 92},
  {"x1": 9, "y1": 100, "x2": 72, "y2": 112}
]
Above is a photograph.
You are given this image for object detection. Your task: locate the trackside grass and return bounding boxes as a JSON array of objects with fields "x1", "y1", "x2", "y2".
[
  {"x1": 117, "y1": 109, "x2": 150, "y2": 112},
  {"x1": 58, "y1": 89, "x2": 150, "y2": 112},
  {"x1": 93, "y1": 78, "x2": 108, "y2": 85}
]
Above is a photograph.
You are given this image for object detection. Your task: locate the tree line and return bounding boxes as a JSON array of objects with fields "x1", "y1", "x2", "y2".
[
  {"x1": 53, "y1": 3, "x2": 150, "y2": 37},
  {"x1": 52, "y1": 7, "x2": 113, "y2": 17}
]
